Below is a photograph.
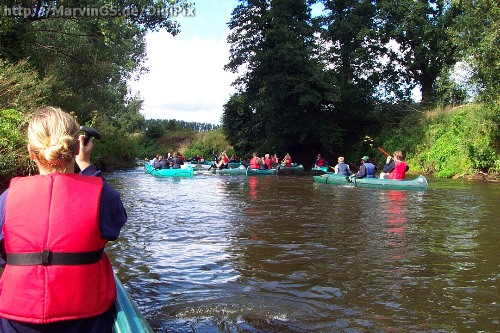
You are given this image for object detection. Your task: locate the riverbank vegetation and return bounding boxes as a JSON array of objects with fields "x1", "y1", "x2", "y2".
[{"x1": 1, "y1": 0, "x2": 499, "y2": 188}]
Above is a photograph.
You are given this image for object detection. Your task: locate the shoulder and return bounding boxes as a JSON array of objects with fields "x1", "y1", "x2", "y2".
[{"x1": 100, "y1": 182, "x2": 124, "y2": 209}]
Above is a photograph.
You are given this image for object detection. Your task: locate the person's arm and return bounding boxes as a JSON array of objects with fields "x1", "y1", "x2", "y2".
[
  {"x1": 353, "y1": 164, "x2": 366, "y2": 178},
  {"x1": 98, "y1": 183, "x2": 127, "y2": 240},
  {"x1": 383, "y1": 161, "x2": 395, "y2": 173},
  {"x1": 0, "y1": 190, "x2": 8, "y2": 268},
  {"x1": 75, "y1": 134, "x2": 92, "y2": 171}
]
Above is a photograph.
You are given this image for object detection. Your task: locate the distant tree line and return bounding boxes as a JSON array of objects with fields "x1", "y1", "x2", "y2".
[{"x1": 143, "y1": 119, "x2": 220, "y2": 140}]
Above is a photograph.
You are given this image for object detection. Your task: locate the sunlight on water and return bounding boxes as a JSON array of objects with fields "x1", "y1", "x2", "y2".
[{"x1": 106, "y1": 168, "x2": 500, "y2": 332}]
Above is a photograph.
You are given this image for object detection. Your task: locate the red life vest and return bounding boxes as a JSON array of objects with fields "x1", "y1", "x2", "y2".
[
  {"x1": 388, "y1": 161, "x2": 408, "y2": 179},
  {"x1": 316, "y1": 158, "x2": 326, "y2": 167},
  {"x1": 249, "y1": 157, "x2": 260, "y2": 169},
  {"x1": 0, "y1": 173, "x2": 116, "y2": 323},
  {"x1": 264, "y1": 158, "x2": 272, "y2": 169}
]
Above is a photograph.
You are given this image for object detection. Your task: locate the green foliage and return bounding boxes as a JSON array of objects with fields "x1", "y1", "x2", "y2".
[
  {"x1": 0, "y1": 109, "x2": 35, "y2": 188},
  {"x1": 451, "y1": 0, "x2": 500, "y2": 103},
  {"x1": 183, "y1": 128, "x2": 233, "y2": 160},
  {"x1": 86, "y1": 117, "x2": 138, "y2": 171},
  {"x1": 224, "y1": 0, "x2": 336, "y2": 161},
  {"x1": 378, "y1": 0, "x2": 461, "y2": 105},
  {"x1": 380, "y1": 104, "x2": 500, "y2": 178},
  {"x1": 0, "y1": 60, "x2": 52, "y2": 111}
]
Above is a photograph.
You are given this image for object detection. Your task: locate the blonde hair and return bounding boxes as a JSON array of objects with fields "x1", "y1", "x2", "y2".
[
  {"x1": 393, "y1": 150, "x2": 404, "y2": 160},
  {"x1": 27, "y1": 107, "x2": 80, "y2": 173}
]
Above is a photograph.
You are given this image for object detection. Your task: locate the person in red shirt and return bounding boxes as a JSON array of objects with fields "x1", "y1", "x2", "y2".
[
  {"x1": 249, "y1": 152, "x2": 261, "y2": 169},
  {"x1": 215, "y1": 151, "x2": 229, "y2": 169},
  {"x1": 282, "y1": 153, "x2": 292, "y2": 167},
  {"x1": 314, "y1": 154, "x2": 328, "y2": 168},
  {"x1": 263, "y1": 154, "x2": 272, "y2": 169},
  {"x1": 381, "y1": 150, "x2": 409, "y2": 179}
]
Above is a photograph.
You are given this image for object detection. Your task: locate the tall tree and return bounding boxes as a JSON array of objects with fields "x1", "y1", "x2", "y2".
[
  {"x1": 224, "y1": 0, "x2": 333, "y2": 161},
  {"x1": 451, "y1": 0, "x2": 499, "y2": 102},
  {"x1": 319, "y1": 0, "x2": 386, "y2": 145},
  {"x1": 378, "y1": 0, "x2": 462, "y2": 106}
]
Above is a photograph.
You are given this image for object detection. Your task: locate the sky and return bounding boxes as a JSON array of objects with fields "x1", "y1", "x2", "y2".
[{"x1": 129, "y1": 0, "x2": 240, "y2": 125}]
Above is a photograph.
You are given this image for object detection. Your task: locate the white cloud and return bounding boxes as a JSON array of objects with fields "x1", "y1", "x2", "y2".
[{"x1": 129, "y1": 30, "x2": 237, "y2": 124}]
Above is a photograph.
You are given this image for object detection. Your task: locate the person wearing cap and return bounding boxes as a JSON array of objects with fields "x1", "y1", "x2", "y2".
[
  {"x1": 351, "y1": 155, "x2": 376, "y2": 179},
  {"x1": 380, "y1": 150, "x2": 409, "y2": 179},
  {"x1": 334, "y1": 156, "x2": 351, "y2": 175}
]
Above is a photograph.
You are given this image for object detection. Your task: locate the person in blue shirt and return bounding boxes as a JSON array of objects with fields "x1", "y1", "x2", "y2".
[{"x1": 350, "y1": 155, "x2": 376, "y2": 179}]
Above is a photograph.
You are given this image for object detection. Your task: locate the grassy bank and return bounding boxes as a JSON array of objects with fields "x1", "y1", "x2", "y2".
[{"x1": 378, "y1": 103, "x2": 500, "y2": 180}]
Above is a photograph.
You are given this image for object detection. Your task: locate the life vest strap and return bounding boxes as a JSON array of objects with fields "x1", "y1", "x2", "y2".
[{"x1": 5, "y1": 249, "x2": 104, "y2": 266}]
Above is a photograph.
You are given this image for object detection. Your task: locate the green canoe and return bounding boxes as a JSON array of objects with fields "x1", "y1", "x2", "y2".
[
  {"x1": 277, "y1": 163, "x2": 304, "y2": 173},
  {"x1": 311, "y1": 166, "x2": 329, "y2": 173},
  {"x1": 215, "y1": 166, "x2": 247, "y2": 175},
  {"x1": 144, "y1": 163, "x2": 194, "y2": 177},
  {"x1": 227, "y1": 162, "x2": 242, "y2": 168},
  {"x1": 113, "y1": 276, "x2": 154, "y2": 333},
  {"x1": 313, "y1": 174, "x2": 428, "y2": 190},
  {"x1": 245, "y1": 166, "x2": 278, "y2": 176}
]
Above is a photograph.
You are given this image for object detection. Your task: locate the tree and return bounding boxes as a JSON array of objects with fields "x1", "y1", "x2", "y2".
[
  {"x1": 319, "y1": 0, "x2": 386, "y2": 145},
  {"x1": 378, "y1": 0, "x2": 462, "y2": 106},
  {"x1": 224, "y1": 0, "x2": 331, "y2": 161},
  {"x1": 451, "y1": 0, "x2": 499, "y2": 103},
  {"x1": 0, "y1": 0, "x2": 189, "y2": 122}
]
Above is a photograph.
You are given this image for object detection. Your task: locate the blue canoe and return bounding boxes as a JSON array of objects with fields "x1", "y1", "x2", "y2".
[
  {"x1": 245, "y1": 166, "x2": 278, "y2": 176},
  {"x1": 311, "y1": 166, "x2": 329, "y2": 173},
  {"x1": 277, "y1": 163, "x2": 304, "y2": 173},
  {"x1": 215, "y1": 166, "x2": 247, "y2": 175},
  {"x1": 313, "y1": 174, "x2": 428, "y2": 190},
  {"x1": 113, "y1": 276, "x2": 154, "y2": 333},
  {"x1": 144, "y1": 163, "x2": 194, "y2": 177}
]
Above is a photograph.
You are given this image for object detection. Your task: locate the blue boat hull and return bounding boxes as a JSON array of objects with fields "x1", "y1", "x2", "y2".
[
  {"x1": 144, "y1": 163, "x2": 194, "y2": 177},
  {"x1": 113, "y1": 276, "x2": 154, "y2": 333},
  {"x1": 313, "y1": 174, "x2": 428, "y2": 190}
]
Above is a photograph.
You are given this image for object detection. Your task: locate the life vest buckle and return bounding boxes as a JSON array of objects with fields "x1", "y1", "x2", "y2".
[{"x1": 41, "y1": 249, "x2": 52, "y2": 266}]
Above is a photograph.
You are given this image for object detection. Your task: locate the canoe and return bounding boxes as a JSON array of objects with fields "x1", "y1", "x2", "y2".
[
  {"x1": 313, "y1": 174, "x2": 428, "y2": 190},
  {"x1": 246, "y1": 166, "x2": 278, "y2": 176},
  {"x1": 311, "y1": 166, "x2": 329, "y2": 173},
  {"x1": 113, "y1": 276, "x2": 154, "y2": 333},
  {"x1": 144, "y1": 163, "x2": 194, "y2": 177},
  {"x1": 191, "y1": 163, "x2": 211, "y2": 171},
  {"x1": 215, "y1": 166, "x2": 247, "y2": 175},
  {"x1": 192, "y1": 162, "x2": 241, "y2": 170},
  {"x1": 277, "y1": 163, "x2": 304, "y2": 172},
  {"x1": 227, "y1": 162, "x2": 242, "y2": 168}
]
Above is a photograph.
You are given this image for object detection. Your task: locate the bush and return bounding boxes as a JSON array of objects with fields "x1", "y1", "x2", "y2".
[
  {"x1": 0, "y1": 60, "x2": 52, "y2": 111},
  {"x1": 0, "y1": 109, "x2": 35, "y2": 188},
  {"x1": 84, "y1": 116, "x2": 138, "y2": 171},
  {"x1": 183, "y1": 128, "x2": 233, "y2": 161},
  {"x1": 380, "y1": 103, "x2": 500, "y2": 178}
]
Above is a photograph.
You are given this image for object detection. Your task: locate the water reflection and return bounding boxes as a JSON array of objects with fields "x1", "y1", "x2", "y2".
[{"x1": 105, "y1": 169, "x2": 500, "y2": 332}]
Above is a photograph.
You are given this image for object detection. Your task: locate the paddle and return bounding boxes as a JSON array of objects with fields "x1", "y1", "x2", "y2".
[
  {"x1": 364, "y1": 135, "x2": 390, "y2": 157},
  {"x1": 80, "y1": 126, "x2": 101, "y2": 146}
]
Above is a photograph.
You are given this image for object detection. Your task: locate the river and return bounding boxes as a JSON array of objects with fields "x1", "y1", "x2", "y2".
[{"x1": 105, "y1": 167, "x2": 499, "y2": 332}]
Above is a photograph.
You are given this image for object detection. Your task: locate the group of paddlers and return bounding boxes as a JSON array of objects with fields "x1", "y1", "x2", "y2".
[{"x1": 313, "y1": 151, "x2": 410, "y2": 179}]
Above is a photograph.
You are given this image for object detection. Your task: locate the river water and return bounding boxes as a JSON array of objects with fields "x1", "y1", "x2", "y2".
[{"x1": 106, "y1": 167, "x2": 499, "y2": 333}]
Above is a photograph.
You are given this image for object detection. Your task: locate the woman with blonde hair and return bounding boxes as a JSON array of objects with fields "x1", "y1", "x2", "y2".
[
  {"x1": 334, "y1": 156, "x2": 350, "y2": 175},
  {"x1": 0, "y1": 107, "x2": 127, "y2": 332},
  {"x1": 380, "y1": 150, "x2": 409, "y2": 179}
]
